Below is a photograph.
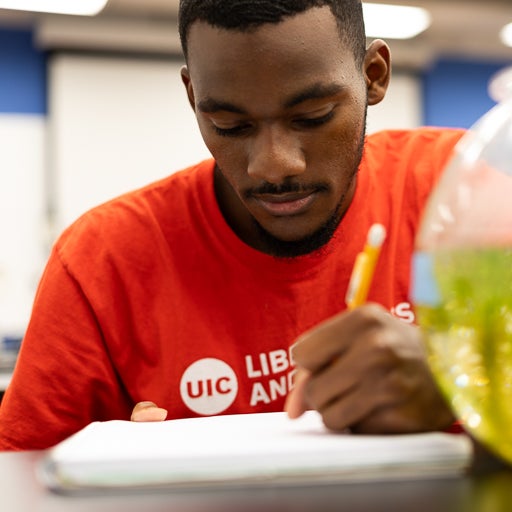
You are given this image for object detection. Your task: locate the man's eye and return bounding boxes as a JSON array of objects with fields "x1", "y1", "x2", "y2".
[
  {"x1": 296, "y1": 110, "x2": 335, "y2": 128},
  {"x1": 212, "y1": 124, "x2": 251, "y2": 137}
]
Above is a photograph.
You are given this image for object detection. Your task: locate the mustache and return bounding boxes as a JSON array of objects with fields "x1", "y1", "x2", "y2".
[{"x1": 245, "y1": 181, "x2": 329, "y2": 198}]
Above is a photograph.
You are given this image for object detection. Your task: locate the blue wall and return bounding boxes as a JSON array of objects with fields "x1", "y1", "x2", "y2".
[
  {"x1": 421, "y1": 57, "x2": 511, "y2": 129},
  {"x1": 0, "y1": 28, "x2": 47, "y2": 114}
]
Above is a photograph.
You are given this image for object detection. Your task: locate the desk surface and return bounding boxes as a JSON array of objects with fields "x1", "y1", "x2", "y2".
[{"x1": 2, "y1": 450, "x2": 512, "y2": 512}]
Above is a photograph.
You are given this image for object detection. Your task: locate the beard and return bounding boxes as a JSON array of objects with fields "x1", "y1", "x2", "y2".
[
  {"x1": 252, "y1": 174, "x2": 356, "y2": 258},
  {"x1": 254, "y1": 127, "x2": 366, "y2": 259},
  {"x1": 252, "y1": 197, "x2": 346, "y2": 258}
]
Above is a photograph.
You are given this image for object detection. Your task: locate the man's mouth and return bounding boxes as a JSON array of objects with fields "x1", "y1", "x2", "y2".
[{"x1": 252, "y1": 191, "x2": 317, "y2": 216}]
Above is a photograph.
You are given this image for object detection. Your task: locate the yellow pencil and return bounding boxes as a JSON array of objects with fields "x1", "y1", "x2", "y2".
[{"x1": 345, "y1": 223, "x2": 386, "y2": 310}]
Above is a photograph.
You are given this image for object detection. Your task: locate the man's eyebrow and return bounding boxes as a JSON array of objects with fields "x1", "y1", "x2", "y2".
[
  {"x1": 284, "y1": 83, "x2": 346, "y2": 109},
  {"x1": 197, "y1": 98, "x2": 246, "y2": 114},
  {"x1": 197, "y1": 83, "x2": 345, "y2": 114}
]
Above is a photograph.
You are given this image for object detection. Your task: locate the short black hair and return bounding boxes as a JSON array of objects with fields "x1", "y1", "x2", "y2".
[{"x1": 178, "y1": 0, "x2": 366, "y2": 66}]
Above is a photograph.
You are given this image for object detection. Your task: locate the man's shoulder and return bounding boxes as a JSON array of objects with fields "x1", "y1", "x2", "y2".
[
  {"x1": 364, "y1": 127, "x2": 466, "y2": 178},
  {"x1": 55, "y1": 158, "x2": 215, "y2": 260},
  {"x1": 367, "y1": 126, "x2": 465, "y2": 150}
]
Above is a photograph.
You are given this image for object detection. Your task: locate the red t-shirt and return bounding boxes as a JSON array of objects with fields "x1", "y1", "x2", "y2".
[{"x1": 0, "y1": 128, "x2": 464, "y2": 450}]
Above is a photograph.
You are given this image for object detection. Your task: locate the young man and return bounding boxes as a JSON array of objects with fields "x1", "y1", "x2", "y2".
[{"x1": 0, "y1": 0, "x2": 462, "y2": 451}]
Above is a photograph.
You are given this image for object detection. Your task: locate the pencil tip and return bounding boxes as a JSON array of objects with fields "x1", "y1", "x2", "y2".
[{"x1": 368, "y1": 223, "x2": 386, "y2": 247}]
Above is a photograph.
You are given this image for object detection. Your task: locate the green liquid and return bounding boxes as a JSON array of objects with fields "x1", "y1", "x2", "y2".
[{"x1": 416, "y1": 247, "x2": 512, "y2": 463}]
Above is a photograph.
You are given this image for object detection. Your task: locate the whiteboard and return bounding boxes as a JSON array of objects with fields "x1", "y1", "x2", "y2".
[{"x1": 48, "y1": 54, "x2": 211, "y2": 232}]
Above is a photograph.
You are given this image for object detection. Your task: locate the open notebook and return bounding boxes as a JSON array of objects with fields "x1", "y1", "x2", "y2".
[{"x1": 39, "y1": 411, "x2": 473, "y2": 492}]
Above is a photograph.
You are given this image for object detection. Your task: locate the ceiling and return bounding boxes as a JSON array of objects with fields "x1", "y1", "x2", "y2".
[{"x1": 0, "y1": 0, "x2": 511, "y2": 69}]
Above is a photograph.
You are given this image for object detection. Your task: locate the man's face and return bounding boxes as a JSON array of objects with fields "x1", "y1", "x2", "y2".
[{"x1": 183, "y1": 7, "x2": 370, "y2": 256}]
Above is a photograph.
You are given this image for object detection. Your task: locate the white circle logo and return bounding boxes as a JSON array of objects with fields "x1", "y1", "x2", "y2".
[{"x1": 179, "y1": 358, "x2": 238, "y2": 416}]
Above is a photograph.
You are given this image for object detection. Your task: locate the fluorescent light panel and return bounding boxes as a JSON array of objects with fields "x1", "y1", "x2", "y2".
[
  {"x1": 0, "y1": 0, "x2": 108, "y2": 16},
  {"x1": 0, "y1": 2, "x2": 431, "y2": 37},
  {"x1": 363, "y1": 3, "x2": 432, "y2": 39},
  {"x1": 500, "y1": 22, "x2": 512, "y2": 48}
]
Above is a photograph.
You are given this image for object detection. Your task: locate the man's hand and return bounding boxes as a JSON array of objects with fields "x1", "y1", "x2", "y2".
[
  {"x1": 285, "y1": 303, "x2": 455, "y2": 434},
  {"x1": 130, "y1": 401, "x2": 168, "y2": 422}
]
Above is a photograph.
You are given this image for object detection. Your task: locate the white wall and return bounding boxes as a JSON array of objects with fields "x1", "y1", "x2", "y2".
[{"x1": 0, "y1": 115, "x2": 46, "y2": 336}]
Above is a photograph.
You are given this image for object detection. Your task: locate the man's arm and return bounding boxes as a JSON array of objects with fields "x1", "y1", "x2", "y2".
[{"x1": 0, "y1": 248, "x2": 133, "y2": 451}]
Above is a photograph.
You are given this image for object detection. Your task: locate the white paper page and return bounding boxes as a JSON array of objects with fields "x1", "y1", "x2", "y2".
[{"x1": 41, "y1": 411, "x2": 473, "y2": 490}]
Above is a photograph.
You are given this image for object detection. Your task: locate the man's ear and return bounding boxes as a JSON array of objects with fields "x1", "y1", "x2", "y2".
[
  {"x1": 181, "y1": 65, "x2": 196, "y2": 112},
  {"x1": 363, "y1": 40, "x2": 391, "y2": 106}
]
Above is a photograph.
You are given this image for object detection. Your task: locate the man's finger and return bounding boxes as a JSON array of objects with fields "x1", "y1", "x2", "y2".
[
  {"x1": 130, "y1": 401, "x2": 168, "y2": 422},
  {"x1": 291, "y1": 304, "x2": 387, "y2": 372},
  {"x1": 284, "y1": 369, "x2": 311, "y2": 419}
]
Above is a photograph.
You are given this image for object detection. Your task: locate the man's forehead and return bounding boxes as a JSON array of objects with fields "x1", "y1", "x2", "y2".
[{"x1": 185, "y1": 6, "x2": 343, "y2": 61}]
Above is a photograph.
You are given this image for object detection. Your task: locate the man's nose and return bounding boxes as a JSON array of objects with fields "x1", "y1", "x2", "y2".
[{"x1": 247, "y1": 126, "x2": 306, "y2": 184}]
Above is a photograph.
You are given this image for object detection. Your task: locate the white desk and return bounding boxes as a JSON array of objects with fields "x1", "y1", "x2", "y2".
[{"x1": 0, "y1": 449, "x2": 510, "y2": 512}]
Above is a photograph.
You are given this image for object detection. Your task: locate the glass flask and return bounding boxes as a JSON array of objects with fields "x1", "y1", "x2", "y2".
[{"x1": 413, "y1": 67, "x2": 512, "y2": 464}]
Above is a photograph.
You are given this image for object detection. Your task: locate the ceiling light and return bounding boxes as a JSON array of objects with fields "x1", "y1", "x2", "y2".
[
  {"x1": 489, "y1": 66, "x2": 512, "y2": 102},
  {"x1": 363, "y1": 3, "x2": 432, "y2": 39},
  {"x1": 500, "y1": 22, "x2": 512, "y2": 48},
  {"x1": 0, "y1": 0, "x2": 108, "y2": 16}
]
